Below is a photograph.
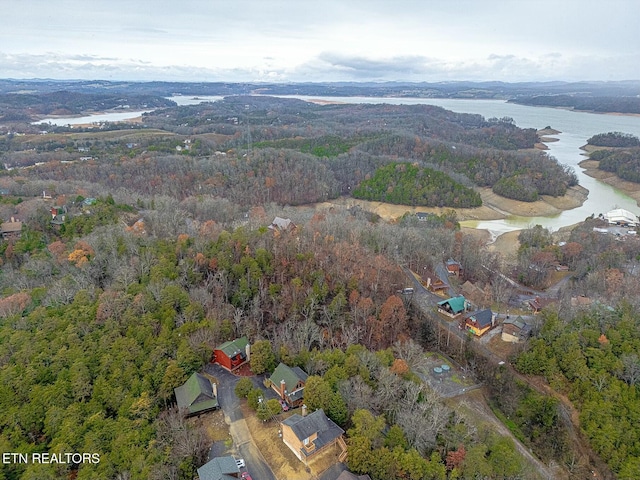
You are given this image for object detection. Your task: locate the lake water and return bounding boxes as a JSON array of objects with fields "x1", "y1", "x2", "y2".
[
  {"x1": 33, "y1": 95, "x2": 224, "y2": 125},
  {"x1": 39, "y1": 94, "x2": 640, "y2": 235},
  {"x1": 277, "y1": 96, "x2": 640, "y2": 235},
  {"x1": 35, "y1": 110, "x2": 153, "y2": 126}
]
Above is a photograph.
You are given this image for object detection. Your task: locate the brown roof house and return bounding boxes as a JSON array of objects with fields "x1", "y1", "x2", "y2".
[
  {"x1": 446, "y1": 258, "x2": 463, "y2": 277},
  {"x1": 281, "y1": 408, "x2": 345, "y2": 463},
  {"x1": 0, "y1": 217, "x2": 22, "y2": 240},
  {"x1": 174, "y1": 372, "x2": 219, "y2": 417},
  {"x1": 269, "y1": 362, "x2": 308, "y2": 407},
  {"x1": 527, "y1": 296, "x2": 555, "y2": 314}
]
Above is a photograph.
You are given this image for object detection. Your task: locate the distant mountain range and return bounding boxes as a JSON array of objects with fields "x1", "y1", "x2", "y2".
[
  {"x1": 1, "y1": 79, "x2": 640, "y2": 115},
  {"x1": 1, "y1": 78, "x2": 639, "y2": 99}
]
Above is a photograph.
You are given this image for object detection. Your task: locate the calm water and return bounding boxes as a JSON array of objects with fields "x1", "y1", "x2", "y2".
[
  {"x1": 35, "y1": 110, "x2": 153, "y2": 126},
  {"x1": 281, "y1": 96, "x2": 640, "y2": 235},
  {"x1": 40, "y1": 94, "x2": 640, "y2": 235},
  {"x1": 34, "y1": 96, "x2": 223, "y2": 125}
]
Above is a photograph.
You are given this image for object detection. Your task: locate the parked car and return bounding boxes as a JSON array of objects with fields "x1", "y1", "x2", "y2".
[
  {"x1": 398, "y1": 287, "x2": 414, "y2": 294},
  {"x1": 241, "y1": 473, "x2": 253, "y2": 480},
  {"x1": 235, "y1": 458, "x2": 245, "y2": 468},
  {"x1": 279, "y1": 399, "x2": 290, "y2": 411}
]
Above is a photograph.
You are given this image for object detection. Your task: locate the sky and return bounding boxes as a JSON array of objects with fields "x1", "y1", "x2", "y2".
[{"x1": 2, "y1": 0, "x2": 639, "y2": 83}]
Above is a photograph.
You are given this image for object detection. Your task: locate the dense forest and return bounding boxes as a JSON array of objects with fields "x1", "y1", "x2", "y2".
[
  {"x1": 352, "y1": 162, "x2": 482, "y2": 208},
  {"x1": 587, "y1": 133, "x2": 640, "y2": 184},
  {"x1": 0, "y1": 192, "x2": 532, "y2": 479},
  {"x1": 1, "y1": 95, "x2": 576, "y2": 205},
  {"x1": 0, "y1": 91, "x2": 174, "y2": 121},
  {"x1": 510, "y1": 95, "x2": 640, "y2": 115},
  {"x1": 2, "y1": 87, "x2": 640, "y2": 479},
  {"x1": 2, "y1": 78, "x2": 640, "y2": 100}
]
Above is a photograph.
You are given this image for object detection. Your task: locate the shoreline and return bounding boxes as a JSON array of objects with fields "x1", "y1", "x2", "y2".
[
  {"x1": 311, "y1": 184, "x2": 589, "y2": 223},
  {"x1": 507, "y1": 101, "x2": 640, "y2": 118},
  {"x1": 579, "y1": 159, "x2": 640, "y2": 207}
]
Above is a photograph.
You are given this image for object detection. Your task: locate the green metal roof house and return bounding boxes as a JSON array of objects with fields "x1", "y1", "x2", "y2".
[
  {"x1": 269, "y1": 362, "x2": 308, "y2": 406},
  {"x1": 213, "y1": 337, "x2": 249, "y2": 371},
  {"x1": 174, "y1": 372, "x2": 219, "y2": 416},
  {"x1": 437, "y1": 296, "x2": 469, "y2": 317}
]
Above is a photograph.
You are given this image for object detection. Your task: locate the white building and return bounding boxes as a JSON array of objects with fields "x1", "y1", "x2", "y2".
[{"x1": 604, "y1": 208, "x2": 638, "y2": 227}]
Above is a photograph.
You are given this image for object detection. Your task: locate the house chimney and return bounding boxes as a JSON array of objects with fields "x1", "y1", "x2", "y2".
[
  {"x1": 245, "y1": 343, "x2": 251, "y2": 362},
  {"x1": 212, "y1": 382, "x2": 218, "y2": 398},
  {"x1": 280, "y1": 379, "x2": 286, "y2": 399},
  {"x1": 301, "y1": 404, "x2": 307, "y2": 417},
  {"x1": 426, "y1": 277, "x2": 431, "y2": 288}
]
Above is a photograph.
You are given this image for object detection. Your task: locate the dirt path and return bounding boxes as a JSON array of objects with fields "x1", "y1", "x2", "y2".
[
  {"x1": 525, "y1": 376, "x2": 614, "y2": 480},
  {"x1": 459, "y1": 389, "x2": 559, "y2": 480}
]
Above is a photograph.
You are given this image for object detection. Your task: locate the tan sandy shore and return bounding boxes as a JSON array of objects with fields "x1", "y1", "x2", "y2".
[
  {"x1": 313, "y1": 184, "x2": 588, "y2": 223},
  {"x1": 579, "y1": 159, "x2": 640, "y2": 207}
]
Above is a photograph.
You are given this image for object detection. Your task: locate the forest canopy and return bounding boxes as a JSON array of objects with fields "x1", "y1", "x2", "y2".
[{"x1": 352, "y1": 162, "x2": 482, "y2": 208}]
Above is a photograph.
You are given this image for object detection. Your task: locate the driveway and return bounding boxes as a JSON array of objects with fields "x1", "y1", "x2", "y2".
[{"x1": 204, "y1": 363, "x2": 277, "y2": 480}]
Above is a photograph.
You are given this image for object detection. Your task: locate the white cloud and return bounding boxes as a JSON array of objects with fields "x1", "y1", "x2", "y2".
[{"x1": 1, "y1": 0, "x2": 639, "y2": 82}]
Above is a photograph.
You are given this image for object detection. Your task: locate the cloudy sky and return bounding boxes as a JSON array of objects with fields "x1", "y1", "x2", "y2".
[{"x1": 2, "y1": 0, "x2": 639, "y2": 83}]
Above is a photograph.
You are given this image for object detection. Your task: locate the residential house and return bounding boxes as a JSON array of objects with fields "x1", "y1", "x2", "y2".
[
  {"x1": 527, "y1": 296, "x2": 555, "y2": 314},
  {"x1": 281, "y1": 408, "x2": 345, "y2": 463},
  {"x1": 269, "y1": 362, "x2": 308, "y2": 407},
  {"x1": 213, "y1": 337, "x2": 249, "y2": 371},
  {"x1": 415, "y1": 212, "x2": 429, "y2": 221},
  {"x1": 425, "y1": 277, "x2": 448, "y2": 296},
  {"x1": 465, "y1": 309, "x2": 495, "y2": 337},
  {"x1": 437, "y1": 296, "x2": 469, "y2": 318},
  {"x1": 460, "y1": 280, "x2": 487, "y2": 306},
  {"x1": 197, "y1": 456, "x2": 240, "y2": 480},
  {"x1": 268, "y1": 216, "x2": 296, "y2": 234},
  {"x1": 50, "y1": 206, "x2": 67, "y2": 228},
  {"x1": 174, "y1": 372, "x2": 219, "y2": 417},
  {"x1": 446, "y1": 258, "x2": 463, "y2": 277},
  {"x1": 501, "y1": 317, "x2": 532, "y2": 343},
  {"x1": 0, "y1": 217, "x2": 22, "y2": 240}
]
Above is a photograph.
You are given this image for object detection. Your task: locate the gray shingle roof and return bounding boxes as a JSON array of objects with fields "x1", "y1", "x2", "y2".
[
  {"x1": 197, "y1": 456, "x2": 240, "y2": 480},
  {"x1": 467, "y1": 309, "x2": 493, "y2": 328},
  {"x1": 282, "y1": 409, "x2": 344, "y2": 454}
]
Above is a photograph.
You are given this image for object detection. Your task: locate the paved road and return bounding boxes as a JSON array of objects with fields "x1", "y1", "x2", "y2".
[
  {"x1": 403, "y1": 264, "x2": 607, "y2": 480},
  {"x1": 205, "y1": 364, "x2": 276, "y2": 480}
]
